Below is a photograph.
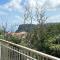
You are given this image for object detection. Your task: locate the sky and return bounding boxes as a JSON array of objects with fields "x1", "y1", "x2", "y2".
[{"x1": 0, "y1": 0, "x2": 60, "y2": 31}]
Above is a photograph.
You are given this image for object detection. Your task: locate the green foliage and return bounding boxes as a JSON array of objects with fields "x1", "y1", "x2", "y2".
[
  {"x1": 10, "y1": 36, "x2": 21, "y2": 44},
  {"x1": 5, "y1": 35, "x2": 21, "y2": 44},
  {"x1": 25, "y1": 25, "x2": 48, "y2": 52},
  {"x1": 23, "y1": 23, "x2": 60, "y2": 58},
  {"x1": 0, "y1": 28, "x2": 4, "y2": 39},
  {"x1": 0, "y1": 35, "x2": 4, "y2": 39},
  {"x1": 0, "y1": 29, "x2": 4, "y2": 35},
  {"x1": 47, "y1": 23, "x2": 60, "y2": 37},
  {"x1": 47, "y1": 35, "x2": 60, "y2": 57},
  {"x1": 1, "y1": 23, "x2": 60, "y2": 58}
]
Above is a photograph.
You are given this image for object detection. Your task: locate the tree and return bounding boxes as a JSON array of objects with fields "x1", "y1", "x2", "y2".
[
  {"x1": 23, "y1": 2, "x2": 33, "y2": 24},
  {"x1": 34, "y1": 2, "x2": 48, "y2": 51},
  {"x1": 23, "y1": 0, "x2": 49, "y2": 51}
]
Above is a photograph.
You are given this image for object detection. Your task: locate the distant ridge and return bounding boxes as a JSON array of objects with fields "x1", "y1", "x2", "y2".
[
  {"x1": 16, "y1": 23, "x2": 60, "y2": 32},
  {"x1": 16, "y1": 24, "x2": 36, "y2": 32}
]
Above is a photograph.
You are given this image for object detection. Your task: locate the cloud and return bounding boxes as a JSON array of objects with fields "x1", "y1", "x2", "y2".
[
  {"x1": 4, "y1": 0, "x2": 21, "y2": 8},
  {"x1": 28, "y1": 0, "x2": 46, "y2": 8},
  {"x1": 0, "y1": 11, "x2": 7, "y2": 15},
  {"x1": 28, "y1": 0, "x2": 60, "y2": 11},
  {"x1": 0, "y1": 0, "x2": 60, "y2": 24},
  {"x1": 28, "y1": 0, "x2": 36, "y2": 8},
  {"x1": 0, "y1": 0, "x2": 24, "y2": 25},
  {"x1": 22, "y1": 0, "x2": 60, "y2": 11},
  {"x1": 0, "y1": 0, "x2": 24, "y2": 13},
  {"x1": 47, "y1": 15, "x2": 60, "y2": 23},
  {"x1": 1, "y1": 0, "x2": 60, "y2": 12},
  {"x1": 1, "y1": 0, "x2": 60, "y2": 11},
  {"x1": 45, "y1": 0, "x2": 60, "y2": 10},
  {"x1": 50, "y1": 0, "x2": 60, "y2": 8}
]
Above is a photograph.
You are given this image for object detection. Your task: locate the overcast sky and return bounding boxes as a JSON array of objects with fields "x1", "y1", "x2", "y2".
[{"x1": 0, "y1": 0, "x2": 60, "y2": 31}]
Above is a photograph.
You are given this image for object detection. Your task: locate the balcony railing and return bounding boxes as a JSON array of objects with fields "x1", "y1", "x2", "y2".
[{"x1": 0, "y1": 39, "x2": 60, "y2": 60}]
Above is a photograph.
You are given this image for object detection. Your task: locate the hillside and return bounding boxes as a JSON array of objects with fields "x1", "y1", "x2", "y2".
[
  {"x1": 16, "y1": 23, "x2": 60, "y2": 33},
  {"x1": 16, "y1": 24, "x2": 36, "y2": 32}
]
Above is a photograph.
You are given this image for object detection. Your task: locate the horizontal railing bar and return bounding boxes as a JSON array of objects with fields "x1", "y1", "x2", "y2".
[
  {"x1": 1, "y1": 44, "x2": 37, "y2": 60},
  {"x1": 0, "y1": 39, "x2": 60, "y2": 60}
]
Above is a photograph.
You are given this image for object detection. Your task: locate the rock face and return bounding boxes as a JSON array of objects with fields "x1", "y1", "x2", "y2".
[
  {"x1": 16, "y1": 24, "x2": 36, "y2": 32},
  {"x1": 6, "y1": 32, "x2": 27, "y2": 38}
]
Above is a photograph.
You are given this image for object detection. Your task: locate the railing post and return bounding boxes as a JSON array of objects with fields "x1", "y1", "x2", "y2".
[
  {"x1": 0, "y1": 42, "x2": 1, "y2": 60},
  {"x1": 1, "y1": 42, "x2": 9, "y2": 60}
]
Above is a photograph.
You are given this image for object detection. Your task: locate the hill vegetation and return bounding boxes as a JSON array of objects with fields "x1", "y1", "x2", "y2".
[
  {"x1": 16, "y1": 23, "x2": 60, "y2": 58},
  {"x1": 0, "y1": 23, "x2": 60, "y2": 58}
]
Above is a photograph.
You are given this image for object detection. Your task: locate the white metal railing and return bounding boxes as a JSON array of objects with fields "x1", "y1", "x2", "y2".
[{"x1": 0, "y1": 39, "x2": 60, "y2": 60}]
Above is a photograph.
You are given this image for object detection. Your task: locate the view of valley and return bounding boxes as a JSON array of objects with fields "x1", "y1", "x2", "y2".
[{"x1": 0, "y1": 0, "x2": 60, "y2": 60}]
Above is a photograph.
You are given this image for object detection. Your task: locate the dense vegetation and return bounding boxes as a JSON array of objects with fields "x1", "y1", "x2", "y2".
[
  {"x1": 16, "y1": 23, "x2": 60, "y2": 57},
  {"x1": 0, "y1": 23, "x2": 60, "y2": 58}
]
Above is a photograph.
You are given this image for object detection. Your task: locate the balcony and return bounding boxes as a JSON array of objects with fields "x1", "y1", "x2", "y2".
[{"x1": 0, "y1": 39, "x2": 60, "y2": 60}]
